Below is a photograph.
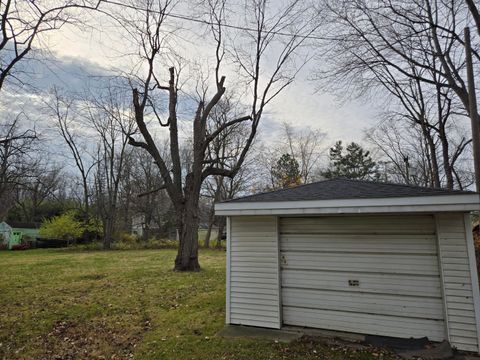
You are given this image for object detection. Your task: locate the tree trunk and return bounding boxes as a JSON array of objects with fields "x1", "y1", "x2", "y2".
[
  {"x1": 143, "y1": 202, "x2": 152, "y2": 241},
  {"x1": 418, "y1": 114, "x2": 440, "y2": 188},
  {"x1": 103, "y1": 203, "x2": 116, "y2": 250},
  {"x1": 82, "y1": 176, "x2": 89, "y2": 214},
  {"x1": 174, "y1": 193, "x2": 200, "y2": 271},
  {"x1": 103, "y1": 215, "x2": 114, "y2": 250},
  {"x1": 216, "y1": 216, "x2": 226, "y2": 249},
  {"x1": 204, "y1": 205, "x2": 215, "y2": 248},
  {"x1": 437, "y1": 112, "x2": 454, "y2": 189}
]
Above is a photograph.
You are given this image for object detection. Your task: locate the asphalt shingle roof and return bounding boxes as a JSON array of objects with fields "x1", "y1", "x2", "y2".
[{"x1": 225, "y1": 179, "x2": 476, "y2": 203}]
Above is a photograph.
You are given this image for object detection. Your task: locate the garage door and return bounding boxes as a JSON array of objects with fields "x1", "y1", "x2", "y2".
[{"x1": 280, "y1": 215, "x2": 446, "y2": 341}]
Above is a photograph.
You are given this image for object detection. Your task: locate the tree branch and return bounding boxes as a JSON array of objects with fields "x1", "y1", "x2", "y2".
[{"x1": 137, "y1": 184, "x2": 168, "y2": 197}]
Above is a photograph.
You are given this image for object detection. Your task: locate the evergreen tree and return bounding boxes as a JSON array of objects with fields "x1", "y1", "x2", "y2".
[
  {"x1": 323, "y1": 141, "x2": 379, "y2": 180},
  {"x1": 271, "y1": 154, "x2": 302, "y2": 189}
]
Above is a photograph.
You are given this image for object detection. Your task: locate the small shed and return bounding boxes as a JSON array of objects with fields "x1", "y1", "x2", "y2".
[
  {"x1": 0, "y1": 221, "x2": 12, "y2": 246},
  {"x1": 215, "y1": 179, "x2": 480, "y2": 353}
]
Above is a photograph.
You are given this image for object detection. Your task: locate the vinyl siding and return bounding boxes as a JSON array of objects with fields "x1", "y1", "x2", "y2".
[
  {"x1": 228, "y1": 216, "x2": 280, "y2": 328},
  {"x1": 280, "y1": 215, "x2": 446, "y2": 341},
  {"x1": 436, "y1": 213, "x2": 480, "y2": 352}
]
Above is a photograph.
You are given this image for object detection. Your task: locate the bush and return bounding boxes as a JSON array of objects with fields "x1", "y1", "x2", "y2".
[
  {"x1": 39, "y1": 211, "x2": 102, "y2": 241},
  {"x1": 39, "y1": 211, "x2": 83, "y2": 240},
  {"x1": 119, "y1": 233, "x2": 139, "y2": 244}
]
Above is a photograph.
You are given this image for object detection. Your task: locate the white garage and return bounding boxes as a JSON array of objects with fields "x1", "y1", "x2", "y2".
[{"x1": 215, "y1": 179, "x2": 480, "y2": 353}]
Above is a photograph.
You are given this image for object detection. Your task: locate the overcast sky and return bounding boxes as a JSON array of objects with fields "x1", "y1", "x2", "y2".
[{"x1": 5, "y1": 1, "x2": 383, "y2": 150}]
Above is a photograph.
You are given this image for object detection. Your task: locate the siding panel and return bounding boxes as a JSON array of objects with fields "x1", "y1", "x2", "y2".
[
  {"x1": 282, "y1": 269, "x2": 441, "y2": 297},
  {"x1": 228, "y1": 216, "x2": 280, "y2": 328},
  {"x1": 283, "y1": 307, "x2": 445, "y2": 341},
  {"x1": 436, "y1": 213, "x2": 479, "y2": 352}
]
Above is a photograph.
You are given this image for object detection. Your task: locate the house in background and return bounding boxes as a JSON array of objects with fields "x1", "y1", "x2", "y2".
[
  {"x1": 216, "y1": 179, "x2": 480, "y2": 353},
  {"x1": 0, "y1": 221, "x2": 12, "y2": 247},
  {"x1": 131, "y1": 214, "x2": 168, "y2": 240},
  {"x1": 131, "y1": 214, "x2": 145, "y2": 238}
]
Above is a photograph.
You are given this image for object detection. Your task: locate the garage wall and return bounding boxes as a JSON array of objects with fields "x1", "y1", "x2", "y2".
[
  {"x1": 436, "y1": 213, "x2": 480, "y2": 352},
  {"x1": 227, "y1": 216, "x2": 280, "y2": 328},
  {"x1": 226, "y1": 212, "x2": 480, "y2": 353}
]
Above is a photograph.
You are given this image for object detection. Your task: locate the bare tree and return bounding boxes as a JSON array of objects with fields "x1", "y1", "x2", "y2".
[
  {"x1": 0, "y1": 0, "x2": 104, "y2": 91},
  {"x1": 281, "y1": 122, "x2": 326, "y2": 183},
  {"x1": 129, "y1": 148, "x2": 172, "y2": 240},
  {"x1": 14, "y1": 164, "x2": 62, "y2": 222},
  {"x1": 47, "y1": 88, "x2": 97, "y2": 214},
  {"x1": 367, "y1": 121, "x2": 438, "y2": 186},
  {"x1": 316, "y1": 0, "x2": 476, "y2": 189},
  {"x1": 89, "y1": 88, "x2": 135, "y2": 250},
  {"x1": 0, "y1": 116, "x2": 37, "y2": 220},
  {"x1": 122, "y1": 0, "x2": 318, "y2": 270},
  {"x1": 201, "y1": 96, "x2": 254, "y2": 248}
]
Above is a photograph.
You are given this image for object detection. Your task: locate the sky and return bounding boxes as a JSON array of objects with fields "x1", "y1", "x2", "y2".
[{"x1": 4, "y1": 0, "x2": 381, "y2": 151}]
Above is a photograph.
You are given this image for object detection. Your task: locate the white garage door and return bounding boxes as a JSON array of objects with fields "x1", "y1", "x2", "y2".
[{"x1": 280, "y1": 215, "x2": 446, "y2": 341}]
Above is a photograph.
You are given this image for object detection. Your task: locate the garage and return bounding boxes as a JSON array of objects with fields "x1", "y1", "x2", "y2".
[{"x1": 215, "y1": 179, "x2": 480, "y2": 353}]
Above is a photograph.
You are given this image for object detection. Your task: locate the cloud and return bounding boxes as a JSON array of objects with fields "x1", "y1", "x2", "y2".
[{"x1": 256, "y1": 72, "x2": 381, "y2": 146}]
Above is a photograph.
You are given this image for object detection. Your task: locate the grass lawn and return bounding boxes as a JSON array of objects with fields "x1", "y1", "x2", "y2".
[{"x1": 0, "y1": 249, "x2": 397, "y2": 360}]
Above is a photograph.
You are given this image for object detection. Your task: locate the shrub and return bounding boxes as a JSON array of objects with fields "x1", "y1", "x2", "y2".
[
  {"x1": 83, "y1": 217, "x2": 103, "y2": 238},
  {"x1": 39, "y1": 211, "x2": 103, "y2": 242},
  {"x1": 119, "y1": 232, "x2": 139, "y2": 244},
  {"x1": 39, "y1": 211, "x2": 84, "y2": 240}
]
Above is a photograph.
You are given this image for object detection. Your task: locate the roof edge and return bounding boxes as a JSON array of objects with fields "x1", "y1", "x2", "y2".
[{"x1": 215, "y1": 193, "x2": 480, "y2": 216}]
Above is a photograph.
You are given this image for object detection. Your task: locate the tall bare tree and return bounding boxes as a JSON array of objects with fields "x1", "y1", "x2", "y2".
[
  {"x1": 317, "y1": 0, "x2": 477, "y2": 189},
  {"x1": 89, "y1": 88, "x2": 135, "y2": 249},
  {"x1": 47, "y1": 88, "x2": 97, "y2": 214},
  {"x1": 122, "y1": 0, "x2": 318, "y2": 270}
]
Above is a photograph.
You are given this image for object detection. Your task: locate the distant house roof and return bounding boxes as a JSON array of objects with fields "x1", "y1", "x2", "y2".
[
  {"x1": 225, "y1": 179, "x2": 476, "y2": 203},
  {"x1": 215, "y1": 179, "x2": 480, "y2": 216},
  {"x1": 0, "y1": 221, "x2": 12, "y2": 230}
]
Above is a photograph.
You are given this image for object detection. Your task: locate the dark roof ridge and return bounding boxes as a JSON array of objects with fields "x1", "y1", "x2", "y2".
[
  {"x1": 222, "y1": 178, "x2": 335, "y2": 203},
  {"x1": 222, "y1": 178, "x2": 477, "y2": 203}
]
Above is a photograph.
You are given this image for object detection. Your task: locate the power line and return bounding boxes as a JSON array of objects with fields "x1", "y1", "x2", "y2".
[{"x1": 101, "y1": 0, "x2": 328, "y2": 41}]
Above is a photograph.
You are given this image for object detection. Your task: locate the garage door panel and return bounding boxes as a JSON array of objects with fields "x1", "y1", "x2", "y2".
[
  {"x1": 281, "y1": 269, "x2": 442, "y2": 297},
  {"x1": 281, "y1": 234, "x2": 437, "y2": 254},
  {"x1": 282, "y1": 288, "x2": 444, "y2": 319},
  {"x1": 280, "y1": 215, "x2": 445, "y2": 341},
  {"x1": 280, "y1": 215, "x2": 435, "y2": 235},
  {"x1": 283, "y1": 307, "x2": 445, "y2": 341},
  {"x1": 281, "y1": 252, "x2": 439, "y2": 276}
]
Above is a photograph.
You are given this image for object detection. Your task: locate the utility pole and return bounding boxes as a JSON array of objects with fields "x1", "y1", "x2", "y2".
[{"x1": 465, "y1": 27, "x2": 480, "y2": 192}]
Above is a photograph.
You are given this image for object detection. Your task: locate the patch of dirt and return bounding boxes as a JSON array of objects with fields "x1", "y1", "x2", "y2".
[
  {"x1": 298, "y1": 336, "x2": 400, "y2": 359},
  {"x1": 37, "y1": 319, "x2": 141, "y2": 360}
]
